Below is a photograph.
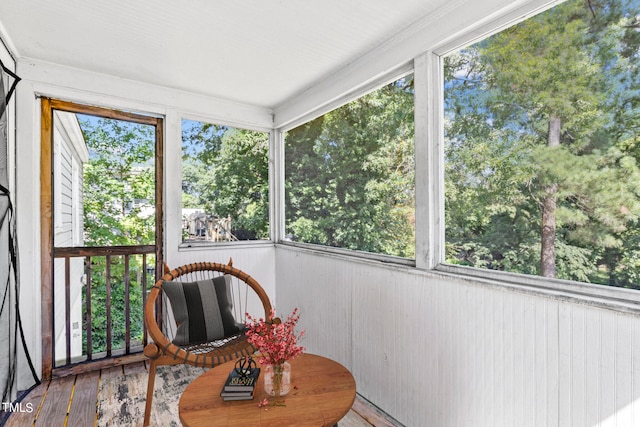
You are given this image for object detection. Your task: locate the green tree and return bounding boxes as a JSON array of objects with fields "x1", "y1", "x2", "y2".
[
  {"x1": 181, "y1": 121, "x2": 270, "y2": 239},
  {"x1": 212, "y1": 128, "x2": 270, "y2": 239},
  {"x1": 82, "y1": 117, "x2": 155, "y2": 246},
  {"x1": 285, "y1": 76, "x2": 415, "y2": 257},
  {"x1": 444, "y1": 0, "x2": 640, "y2": 286}
]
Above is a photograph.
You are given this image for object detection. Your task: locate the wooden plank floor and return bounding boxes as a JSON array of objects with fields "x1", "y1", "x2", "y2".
[{"x1": 3, "y1": 361, "x2": 401, "y2": 427}]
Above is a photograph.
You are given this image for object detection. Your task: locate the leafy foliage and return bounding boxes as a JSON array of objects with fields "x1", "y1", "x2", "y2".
[
  {"x1": 83, "y1": 256, "x2": 149, "y2": 354},
  {"x1": 285, "y1": 76, "x2": 416, "y2": 257},
  {"x1": 444, "y1": 0, "x2": 640, "y2": 287},
  {"x1": 81, "y1": 117, "x2": 155, "y2": 246},
  {"x1": 181, "y1": 121, "x2": 270, "y2": 240}
]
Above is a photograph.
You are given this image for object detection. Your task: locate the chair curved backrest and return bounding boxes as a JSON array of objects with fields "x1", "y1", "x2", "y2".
[{"x1": 142, "y1": 259, "x2": 272, "y2": 426}]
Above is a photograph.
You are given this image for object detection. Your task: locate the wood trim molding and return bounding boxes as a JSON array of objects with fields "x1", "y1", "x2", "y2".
[
  {"x1": 154, "y1": 115, "x2": 164, "y2": 281},
  {"x1": 40, "y1": 97, "x2": 54, "y2": 380}
]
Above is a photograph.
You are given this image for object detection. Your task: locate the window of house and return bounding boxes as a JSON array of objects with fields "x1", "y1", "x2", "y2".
[
  {"x1": 284, "y1": 74, "x2": 415, "y2": 258},
  {"x1": 443, "y1": 0, "x2": 640, "y2": 289},
  {"x1": 181, "y1": 120, "x2": 270, "y2": 243}
]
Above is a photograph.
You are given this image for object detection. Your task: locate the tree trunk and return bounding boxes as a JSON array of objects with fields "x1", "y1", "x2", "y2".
[
  {"x1": 540, "y1": 115, "x2": 561, "y2": 278},
  {"x1": 541, "y1": 183, "x2": 557, "y2": 277}
]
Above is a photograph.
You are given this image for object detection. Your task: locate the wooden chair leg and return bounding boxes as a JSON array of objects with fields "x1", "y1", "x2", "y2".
[{"x1": 144, "y1": 359, "x2": 158, "y2": 426}]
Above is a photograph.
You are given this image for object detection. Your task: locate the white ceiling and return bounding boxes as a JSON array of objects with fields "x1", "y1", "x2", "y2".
[{"x1": 0, "y1": 0, "x2": 451, "y2": 109}]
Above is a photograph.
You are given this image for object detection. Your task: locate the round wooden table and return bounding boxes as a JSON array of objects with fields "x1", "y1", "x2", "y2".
[{"x1": 179, "y1": 353, "x2": 356, "y2": 427}]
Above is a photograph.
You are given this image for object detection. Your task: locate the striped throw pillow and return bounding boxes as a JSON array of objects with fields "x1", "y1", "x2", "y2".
[{"x1": 163, "y1": 275, "x2": 244, "y2": 346}]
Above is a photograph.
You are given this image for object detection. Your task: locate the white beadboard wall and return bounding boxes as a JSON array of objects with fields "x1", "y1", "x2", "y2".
[
  {"x1": 168, "y1": 244, "x2": 277, "y2": 311},
  {"x1": 275, "y1": 245, "x2": 640, "y2": 427}
]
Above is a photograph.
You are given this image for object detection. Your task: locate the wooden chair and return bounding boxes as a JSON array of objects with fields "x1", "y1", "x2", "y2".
[{"x1": 142, "y1": 260, "x2": 272, "y2": 426}]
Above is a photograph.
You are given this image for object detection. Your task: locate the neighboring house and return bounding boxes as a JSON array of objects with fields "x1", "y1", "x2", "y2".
[
  {"x1": 52, "y1": 110, "x2": 88, "y2": 365},
  {"x1": 182, "y1": 209, "x2": 236, "y2": 242}
]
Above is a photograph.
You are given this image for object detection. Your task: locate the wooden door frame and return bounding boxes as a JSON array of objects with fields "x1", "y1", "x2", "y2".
[{"x1": 40, "y1": 98, "x2": 164, "y2": 379}]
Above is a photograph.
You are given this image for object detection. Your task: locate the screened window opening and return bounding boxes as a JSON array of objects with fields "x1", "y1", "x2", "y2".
[
  {"x1": 285, "y1": 74, "x2": 415, "y2": 258},
  {"x1": 443, "y1": 0, "x2": 640, "y2": 289},
  {"x1": 181, "y1": 120, "x2": 269, "y2": 243},
  {"x1": 75, "y1": 114, "x2": 157, "y2": 247}
]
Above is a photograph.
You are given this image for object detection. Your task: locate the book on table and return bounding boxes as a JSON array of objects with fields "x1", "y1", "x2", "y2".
[
  {"x1": 220, "y1": 389, "x2": 254, "y2": 401},
  {"x1": 222, "y1": 367, "x2": 260, "y2": 392}
]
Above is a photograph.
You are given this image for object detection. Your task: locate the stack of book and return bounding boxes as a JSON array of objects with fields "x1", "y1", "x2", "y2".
[{"x1": 220, "y1": 367, "x2": 260, "y2": 401}]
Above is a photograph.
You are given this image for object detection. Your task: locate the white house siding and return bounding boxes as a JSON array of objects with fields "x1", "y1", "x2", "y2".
[
  {"x1": 275, "y1": 246, "x2": 640, "y2": 427},
  {"x1": 53, "y1": 129, "x2": 71, "y2": 237}
]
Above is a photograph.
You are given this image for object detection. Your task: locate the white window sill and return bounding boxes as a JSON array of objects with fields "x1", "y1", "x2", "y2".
[
  {"x1": 178, "y1": 239, "x2": 274, "y2": 251},
  {"x1": 435, "y1": 264, "x2": 640, "y2": 316}
]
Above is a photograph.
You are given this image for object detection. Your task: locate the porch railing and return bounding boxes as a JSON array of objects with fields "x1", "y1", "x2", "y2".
[{"x1": 52, "y1": 245, "x2": 157, "y2": 369}]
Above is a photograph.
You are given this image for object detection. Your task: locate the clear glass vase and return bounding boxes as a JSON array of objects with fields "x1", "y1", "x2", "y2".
[{"x1": 264, "y1": 361, "x2": 291, "y2": 396}]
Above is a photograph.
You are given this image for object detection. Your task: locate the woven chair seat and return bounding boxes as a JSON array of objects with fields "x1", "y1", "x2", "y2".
[{"x1": 180, "y1": 332, "x2": 248, "y2": 354}]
